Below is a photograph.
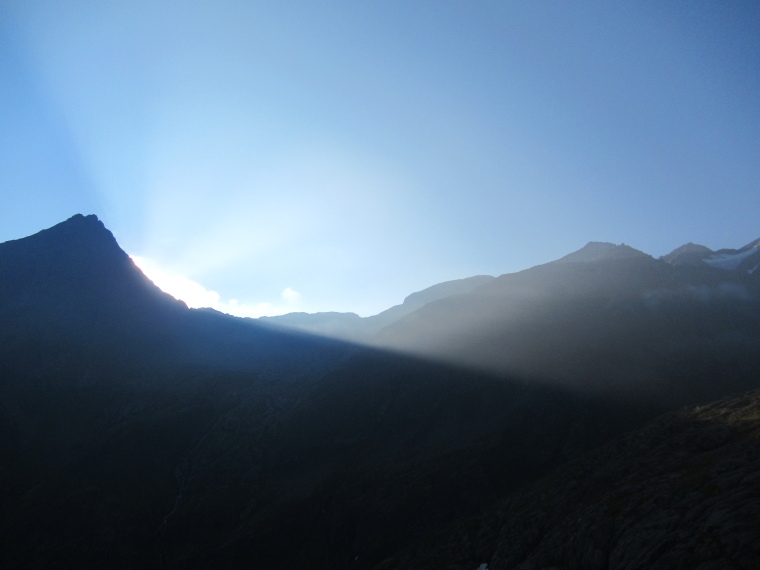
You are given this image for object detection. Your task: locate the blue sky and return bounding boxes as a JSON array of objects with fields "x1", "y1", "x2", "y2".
[{"x1": 2, "y1": 1, "x2": 759, "y2": 316}]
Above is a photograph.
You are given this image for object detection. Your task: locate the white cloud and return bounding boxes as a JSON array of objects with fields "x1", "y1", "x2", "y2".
[
  {"x1": 130, "y1": 256, "x2": 301, "y2": 318},
  {"x1": 281, "y1": 287, "x2": 301, "y2": 303}
]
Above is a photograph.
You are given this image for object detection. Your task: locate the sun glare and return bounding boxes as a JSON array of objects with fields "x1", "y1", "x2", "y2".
[{"x1": 130, "y1": 256, "x2": 300, "y2": 318}]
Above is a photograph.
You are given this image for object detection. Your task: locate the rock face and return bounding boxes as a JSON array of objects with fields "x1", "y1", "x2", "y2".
[{"x1": 384, "y1": 389, "x2": 760, "y2": 570}]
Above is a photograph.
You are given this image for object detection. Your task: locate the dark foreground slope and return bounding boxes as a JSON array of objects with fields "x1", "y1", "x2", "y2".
[
  {"x1": 152, "y1": 353, "x2": 647, "y2": 569},
  {"x1": 1, "y1": 217, "x2": 760, "y2": 569},
  {"x1": 0, "y1": 328, "x2": 640, "y2": 567},
  {"x1": 386, "y1": 388, "x2": 760, "y2": 569}
]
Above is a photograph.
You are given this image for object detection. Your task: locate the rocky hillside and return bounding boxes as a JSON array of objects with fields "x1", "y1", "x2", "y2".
[{"x1": 385, "y1": 388, "x2": 760, "y2": 569}]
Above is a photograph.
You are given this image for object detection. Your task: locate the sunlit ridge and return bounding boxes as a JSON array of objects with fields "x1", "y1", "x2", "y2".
[{"x1": 130, "y1": 256, "x2": 301, "y2": 318}]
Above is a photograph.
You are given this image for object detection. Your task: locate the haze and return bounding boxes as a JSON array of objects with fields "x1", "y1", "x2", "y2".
[{"x1": 2, "y1": 1, "x2": 758, "y2": 316}]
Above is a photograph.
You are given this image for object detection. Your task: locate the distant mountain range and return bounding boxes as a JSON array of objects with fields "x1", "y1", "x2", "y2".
[
  {"x1": 1, "y1": 215, "x2": 758, "y2": 569},
  {"x1": 661, "y1": 237, "x2": 760, "y2": 271},
  {"x1": 261, "y1": 237, "x2": 760, "y2": 343},
  {"x1": 260, "y1": 274, "x2": 494, "y2": 340}
]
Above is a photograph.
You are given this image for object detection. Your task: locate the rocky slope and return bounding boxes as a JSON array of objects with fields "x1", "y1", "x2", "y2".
[{"x1": 383, "y1": 388, "x2": 760, "y2": 569}]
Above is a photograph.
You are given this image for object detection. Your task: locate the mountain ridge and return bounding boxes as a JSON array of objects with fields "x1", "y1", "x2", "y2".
[
  {"x1": 1, "y1": 215, "x2": 759, "y2": 568},
  {"x1": 661, "y1": 237, "x2": 760, "y2": 273},
  {"x1": 263, "y1": 236, "x2": 759, "y2": 342},
  {"x1": 555, "y1": 241, "x2": 650, "y2": 264}
]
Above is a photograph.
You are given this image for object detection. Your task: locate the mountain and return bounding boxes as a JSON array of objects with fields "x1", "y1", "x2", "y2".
[
  {"x1": 660, "y1": 242, "x2": 715, "y2": 267},
  {"x1": 0, "y1": 216, "x2": 637, "y2": 569},
  {"x1": 0, "y1": 214, "x2": 351, "y2": 377},
  {"x1": 555, "y1": 241, "x2": 649, "y2": 263},
  {"x1": 385, "y1": 388, "x2": 760, "y2": 569},
  {"x1": 259, "y1": 310, "x2": 367, "y2": 339},
  {"x1": 0, "y1": 213, "x2": 183, "y2": 342},
  {"x1": 1, "y1": 216, "x2": 759, "y2": 569},
  {"x1": 662, "y1": 237, "x2": 760, "y2": 273},
  {"x1": 372, "y1": 245, "x2": 760, "y2": 410},
  {"x1": 260, "y1": 274, "x2": 495, "y2": 341}
]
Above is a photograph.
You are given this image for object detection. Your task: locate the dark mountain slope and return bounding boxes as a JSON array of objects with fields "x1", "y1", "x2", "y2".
[
  {"x1": 0, "y1": 326, "x2": 642, "y2": 569},
  {"x1": 385, "y1": 388, "x2": 760, "y2": 569},
  {"x1": 0, "y1": 214, "x2": 351, "y2": 377},
  {"x1": 0, "y1": 214, "x2": 184, "y2": 355},
  {"x1": 154, "y1": 352, "x2": 645, "y2": 569},
  {"x1": 0, "y1": 215, "x2": 355, "y2": 566}
]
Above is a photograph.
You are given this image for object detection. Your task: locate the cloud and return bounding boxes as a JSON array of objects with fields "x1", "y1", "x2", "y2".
[
  {"x1": 281, "y1": 287, "x2": 301, "y2": 303},
  {"x1": 130, "y1": 256, "x2": 301, "y2": 318}
]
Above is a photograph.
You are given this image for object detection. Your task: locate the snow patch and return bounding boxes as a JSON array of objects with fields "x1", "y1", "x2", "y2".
[{"x1": 703, "y1": 247, "x2": 758, "y2": 270}]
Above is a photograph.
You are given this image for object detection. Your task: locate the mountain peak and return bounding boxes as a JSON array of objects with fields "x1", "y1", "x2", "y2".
[
  {"x1": 0, "y1": 214, "x2": 181, "y2": 322},
  {"x1": 660, "y1": 242, "x2": 714, "y2": 267},
  {"x1": 41, "y1": 213, "x2": 112, "y2": 242},
  {"x1": 555, "y1": 241, "x2": 649, "y2": 264},
  {"x1": 66, "y1": 213, "x2": 101, "y2": 224},
  {"x1": 0, "y1": 214, "x2": 119, "y2": 257}
]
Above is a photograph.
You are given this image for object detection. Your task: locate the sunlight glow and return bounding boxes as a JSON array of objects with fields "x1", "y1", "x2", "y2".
[{"x1": 130, "y1": 255, "x2": 301, "y2": 318}]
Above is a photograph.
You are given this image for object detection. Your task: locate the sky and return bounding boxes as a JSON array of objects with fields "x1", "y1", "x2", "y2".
[{"x1": 1, "y1": 1, "x2": 759, "y2": 317}]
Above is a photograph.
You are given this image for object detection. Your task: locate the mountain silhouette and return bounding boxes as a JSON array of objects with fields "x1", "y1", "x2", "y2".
[
  {"x1": 1, "y1": 215, "x2": 759, "y2": 569},
  {"x1": 0, "y1": 214, "x2": 352, "y2": 376},
  {"x1": 261, "y1": 274, "x2": 495, "y2": 340}
]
